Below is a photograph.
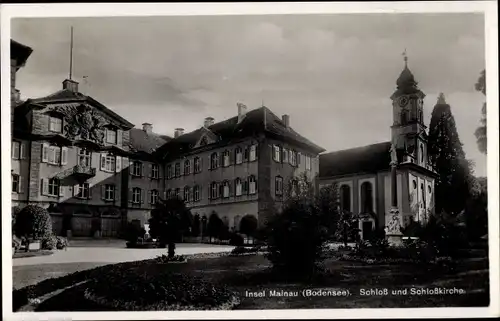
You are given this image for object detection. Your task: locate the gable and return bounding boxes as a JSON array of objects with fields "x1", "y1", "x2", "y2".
[{"x1": 193, "y1": 128, "x2": 218, "y2": 149}]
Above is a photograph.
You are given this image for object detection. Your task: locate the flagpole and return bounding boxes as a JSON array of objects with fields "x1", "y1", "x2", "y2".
[{"x1": 69, "y1": 26, "x2": 74, "y2": 80}]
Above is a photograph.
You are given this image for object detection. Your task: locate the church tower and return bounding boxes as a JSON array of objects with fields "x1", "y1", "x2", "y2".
[{"x1": 390, "y1": 52, "x2": 428, "y2": 168}]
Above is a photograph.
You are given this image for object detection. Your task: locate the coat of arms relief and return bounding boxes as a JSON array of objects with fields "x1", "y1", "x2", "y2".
[{"x1": 51, "y1": 104, "x2": 108, "y2": 145}]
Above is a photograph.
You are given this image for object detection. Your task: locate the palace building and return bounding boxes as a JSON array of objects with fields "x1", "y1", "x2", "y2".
[
  {"x1": 318, "y1": 56, "x2": 438, "y2": 240},
  {"x1": 10, "y1": 39, "x2": 324, "y2": 237}
]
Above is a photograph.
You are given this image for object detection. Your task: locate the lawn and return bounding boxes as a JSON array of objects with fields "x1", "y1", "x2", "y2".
[{"x1": 14, "y1": 251, "x2": 489, "y2": 311}]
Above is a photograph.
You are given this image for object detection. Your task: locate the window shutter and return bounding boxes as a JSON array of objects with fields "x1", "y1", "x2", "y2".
[
  {"x1": 88, "y1": 183, "x2": 93, "y2": 199},
  {"x1": 41, "y1": 143, "x2": 49, "y2": 163},
  {"x1": 61, "y1": 147, "x2": 68, "y2": 165},
  {"x1": 141, "y1": 189, "x2": 145, "y2": 204},
  {"x1": 208, "y1": 155, "x2": 212, "y2": 170},
  {"x1": 117, "y1": 129, "x2": 123, "y2": 146},
  {"x1": 41, "y1": 179, "x2": 48, "y2": 195},
  {"x1": 115, "y1": 156, "x2": 122, "y2": 173},
  {"x1": 101, "y1": 185, "x2": 106, "y2": 200},
  {"x1": 148, "y1": 190, "x2": 152, "y2": 204},
  {"x1": 255, "y1": 144, "x2": 259, "y2": 160},
  {"x1": 200, "y1": 157, "x2": 203, "y2": 172},
  {"x1": 208, "y1": 185, "x2": 211, "y2": 200},
  {"x1": 100, "y1": 154, "x2": 106, "y2": 171},
  {"x1": 20, "y1": 143, "x2": 26, "y2": 159},
  {"x1": 128, "y1": 188, "x2": 133, "y2": 203},
  {"x1": 297, "y1": 152, "x2": 301, "y2": 165},
  {"x1": 163, "y1": 190, "x2": 167, "y2": 199},
  {"x1": 229, "y1": 181, "x2": 233, "y2": 197},
  {"x1": 148, "y1": 164, "x2": 152, "y2": 178},
  {"x1": 141, "y1": 163, "x2": 145, "y2": 177},
  {"x1": 18, "y1": 176, "x2": 24, "y2": 193},
  {"x1": 114, "y1": 184, "x2": 120, "y2": 203},
  {"x1": 129, "y1": 161, "x2": 134, "y2": 174},
  {"x1": 73, "y1": 184, "x2": 79, "y2": 196},
  {"x1": 12, "y1": 142, "x2": 18, "y2": 159}
]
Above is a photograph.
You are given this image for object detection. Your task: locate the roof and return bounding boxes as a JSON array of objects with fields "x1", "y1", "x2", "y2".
[
  {"x1": 128, "y1": 128, "x2": 171, "y2": 154},
  {"x1": 155, "y1": 106, "x2": 325, "y2": 159},
  {"x1": 319, "y1": 141, "x2": 392, "y2": 178},
  {"x1": 391, "y1": 63, "x2": 425, "y2": 99},
  {"x1": 25, "y1": 87, "x2": 134, "y2": 129},
  {"x1": 11, "y1": 40, "x2": 33, "y2": 68}
]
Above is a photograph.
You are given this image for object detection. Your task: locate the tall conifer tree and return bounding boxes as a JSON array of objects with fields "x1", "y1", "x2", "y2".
[
  {"x1": 474, "y1": 69, "x2": 487, "y2": 154},
  {"x1": 427, "y1": 93, "x2": 473, "y2": 215}
]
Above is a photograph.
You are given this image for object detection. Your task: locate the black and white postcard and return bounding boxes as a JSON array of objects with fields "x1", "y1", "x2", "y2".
[{"x1": 2, "y1": 1, "x2": 498, "y2": 320}]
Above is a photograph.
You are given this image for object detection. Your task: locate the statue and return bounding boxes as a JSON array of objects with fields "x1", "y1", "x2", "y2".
[
  {"x1": 385, "y1": 208, "x2": 402, "y2": 234},
  {"x1": 389, "y1": 143, "x2": 398, "y2": 166}
]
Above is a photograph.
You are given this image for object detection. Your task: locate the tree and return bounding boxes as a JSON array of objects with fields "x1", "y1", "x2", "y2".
[
  {"x1": 239, "y1": 215, "x2": 258, "y2": 242},
  {"x1": 465, "y1": 177, "x2": 488, "y2": 240},
  {"x1": 474, "y1": 70, "x2": 487, "y2": 154},
  {"x1": 265, "y1": 175, "x2": 335, "y2": 279},
  {"x1": 427, "y1": 93, "x2": 474, "y2": 215},
  {"x1": 148, "y1": 198, "x2": 192, "y2": 257},
  {"x1": 191, "y1": 214, "x2": 201, "y2": 237},
  {"x1": 334, "y1": 210, "x2": 360, "y2": 246},
  {"x1": 14, "y1": 205, "x2": 53, "y2": 241},
  {"x1": 207, "y1": 212, "x2": 223, "y2": 243}
]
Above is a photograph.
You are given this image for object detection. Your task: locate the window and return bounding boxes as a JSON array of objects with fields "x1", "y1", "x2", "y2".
[
  {"x1": 151, "y1": 164, "x2": 159, "y2": 179},
  {"x1": 175, "y1": 162, "x2": 181, "y2": 177},
  {"x1": 193, "y1": 185, "x2": 201, "y2": 201},
  {"x1": 275, "y1": 176, "x2": 283, "y2": 196},
  {"x1": 45, "y1": 145, "x2": 61, "y2": 165},
  {"x1": 210, "y1": 182, "x2": 219, "y2": 199},
  {"x1": 151, "y1": 189, "x2": 159, "y2": 205},
  {"x1": 244, "y1": 147, "x2": 249, "y2": 161},
  {"x1": 340, "y1": 185, "x2": 351, "y2": 212},
  {"x1": 132, "y1": 187, "x2": 141, "y2": 203},
  {"x1": 413, "y1": 179, "x2": 417, "y2": 189},
  {"x1": 12, "y1": 141, "x2": 20, "y2": 159},
  {"x1": 12, "y1": 174, "x2": 20, "y2": 193},
  {"x1": 360, "y1": 182, "x2": 373, "y2": 213},
  {"x1": 421, "y1": 183, "x2": 425, "y2": 205},
  {"x1": 249, "y1": 176, "x2": 257, "y2": 194},
  {"x1": 223, "y1": 150, "x2": 230, "y2": 167},
  {"x1": 210, "y1": 152, "x2": 219, "y2": 169},
  {"x1": 174, "y1": 188, "x2": 180, "y2": 199},
  {"x1": 194, "y1": 157, "x2": 201, "y2": 173},
  {"x1": 76, "y1": 183, "x2": 90, "y2": 199},
  {"x1": 282, "y1": 148, "x2": 289, "y2": 163},
  {"x1": 305, "y1": 155, "x2": 311, "y2": 170},
  {"x1": 291, "y1": 179, "x2": 299, "y2": 196},
  {"x1": 184, "y1": 187, "x2": 191, "y2": 202},
  {"x1": 48, "y1": 178, "x2": 60, "y2": 197},
  {"x1": 78, "y1": 149, "x2": 91, "y2": 167},
  {"x1": 167, "y1": 165, "x2": 173, "y2": 179},
  {"x1": 166, "y1": 189, "x2": 173, "y2": 199},
  {"x1": 222, "y1": 181, "x2": 230, "y2": 198},
  {"x1": 102, "y1": 155, "x2": 116, "y2": 172},
  {"x1": 182, "y1": 160, "x2": 190, "y2": 175},
  {"x1": 420, "y1": 144, "x2": 424, "y2": 163},
  {"x1": 428, "y1": 185, "x2": 432, "y2": 193},
  {"x1": 235, "y1": 147, "x2": 243, "y2": 164},
  {"x1": 104, "y1": 184, "x2": 115, "y2": 201},
  {"x1": 249, "y1": 145, "x2": 257, "y2": 161},
  {"x1": 273, "y1": 145, "x2": 281, "y2": 162},
  {"x1": 106, "y1": 128, "x2": 117, "y2": 144},
  {"x1": 132, "y1": 161, "x2": 143, "y2": 176},
  {"x1": 235, "y1": 178, "x2": 243, "y2": 196},
  {"x1": 289, "y1": 150, "x2": 297, "y2": 166},
  {"x1": 49, "y1": 116, "x2": 63, "y2": 133}
]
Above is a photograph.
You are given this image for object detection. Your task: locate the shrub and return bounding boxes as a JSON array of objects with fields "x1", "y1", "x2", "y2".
[
  {"x1": 207, "y1": 212, "x2": 223, "y2": 242},
  {"x1": 123, "y1": 222, "x2": 146, "y2": 244},
  {"x1": 12, "y1": 206, "x2": 22, "y2": 232},
  {"x1": 13, "y1": 236, "x2": 22, "y2": 252},
  {"x1": 239, "y1": 215, "x2": 258, "y2": 239},
  {"x1": 230, "y1": 246, "x2": 247, "y2": 256},
  {"x1": 155, "y1": 254, "x2": 186, "y2": 263},
  {"x1": 229, "y1": 233, "x2": 244, "y2": 246},
  {"x1": 41, "y1": 234, "x2": 58, "y2": 250},
  {"x1": 56, "y1": 236, "x2": 69, "y2": 250},
  {"x1": 14, "y1": 205, "x2": 53, "y2": 241}
]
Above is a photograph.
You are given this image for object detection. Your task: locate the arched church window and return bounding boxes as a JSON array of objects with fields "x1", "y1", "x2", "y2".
[
  {"x1": 418, "y1": 109, "x2": 423, "y2": 122},
  {"x1": 340, "y1": 185, "x2": 351, "y2": 212},
  {"x1": 420, "y1": 144, "x2": 424, "y2": 163},
  {"x1": 360, "y1": 182, "x2": 373, "y2": 213}
]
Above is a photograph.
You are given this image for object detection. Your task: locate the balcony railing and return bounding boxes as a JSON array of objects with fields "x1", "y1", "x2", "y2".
[{"x1": 54, "y1": 165, "x2": 96, "y2": 180}]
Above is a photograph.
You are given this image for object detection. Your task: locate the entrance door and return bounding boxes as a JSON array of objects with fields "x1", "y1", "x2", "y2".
[{"x1": 362, "y1": 221, "x2": 373, "y2": 240}]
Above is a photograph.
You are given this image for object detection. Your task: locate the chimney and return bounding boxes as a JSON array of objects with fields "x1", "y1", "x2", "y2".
[
  {"x1": 204, "y1": 117, "x2": 215, "y2": 128},
  {"x1": 237, "y1": 102, "x2": 248, "y2": 123},
  {"x1": 142, "y1": 123, "x2": 152, "y2": 134},
  {"x1": 282, "y1": 114, "x2": 290, "y2": 128},
  {"x1": 62, "y1": 78, "x2": 79, "y2": 92},
  {"x1": 174, "y1": 128, "x2": 184, "y2": 138}
]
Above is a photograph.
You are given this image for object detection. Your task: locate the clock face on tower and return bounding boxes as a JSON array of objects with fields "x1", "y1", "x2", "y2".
[{"x1": 398, "y1": 96, "x2": 409, "y2": 107}]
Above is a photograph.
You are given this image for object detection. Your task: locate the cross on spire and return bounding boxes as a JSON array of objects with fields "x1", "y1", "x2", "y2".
[{"x1": 402, "y1": 48, "x2": 408, "y2": 67}]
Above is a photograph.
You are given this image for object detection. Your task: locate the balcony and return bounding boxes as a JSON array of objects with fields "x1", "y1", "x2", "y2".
[{"x1": 54, "y1": 165, "x2": 96, "y2": 180}]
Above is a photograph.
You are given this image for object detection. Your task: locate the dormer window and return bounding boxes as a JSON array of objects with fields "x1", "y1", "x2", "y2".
[
  {"x1": 106, "y1": 128, "x2": 117, "y2": 144},
  {"x1": 49, "y1": 116, "x2": 63, "y2": 133}
]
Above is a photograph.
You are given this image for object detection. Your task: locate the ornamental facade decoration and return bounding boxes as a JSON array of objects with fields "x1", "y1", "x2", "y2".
[{"x1": 52, "y1": 104, "x2": 108, "y2": 145}]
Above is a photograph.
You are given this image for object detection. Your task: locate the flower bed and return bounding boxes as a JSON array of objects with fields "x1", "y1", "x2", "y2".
[
  {"x1": 83, "y1": 266, "x2": 239, "y2": 310},
  {"x1": 155, "y1": 254, "x2": 187, "y2": 264}
]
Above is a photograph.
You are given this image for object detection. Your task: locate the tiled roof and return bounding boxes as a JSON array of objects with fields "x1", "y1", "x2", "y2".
[
  {"x1": 11, "y1": 40, "x2": 33, "y2": 67},
  {"x1": 155, "y1": 106, "x2": 325, "y2": 159},
  {"x1": 128, "y1": 128, "x2": 171, "y2": 154},
  {"x1": 319, "y1": 141, "x2": 392, "y2": 178},
  {"x1": 30, "y1": 89, "x2": 87, "y2": 103}
]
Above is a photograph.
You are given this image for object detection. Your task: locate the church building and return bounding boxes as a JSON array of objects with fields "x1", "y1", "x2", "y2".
[{"x1": 318, "y1": 56, "x2": 438, "y2": 240}]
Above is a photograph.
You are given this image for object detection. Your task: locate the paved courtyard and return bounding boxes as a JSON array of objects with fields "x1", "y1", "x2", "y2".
[{"x1": 12, "y1": 239, "x2": 234, "y2": 289}]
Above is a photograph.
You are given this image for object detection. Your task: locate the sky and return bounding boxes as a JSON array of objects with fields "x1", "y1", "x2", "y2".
[{"x1": 11, "y1": 14, "x2": 487, "y2": 176}]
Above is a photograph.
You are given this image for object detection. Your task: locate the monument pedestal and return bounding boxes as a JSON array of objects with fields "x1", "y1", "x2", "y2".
[{"x1": 385, "y1": 207, "x2": 403, "y2": 247}]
